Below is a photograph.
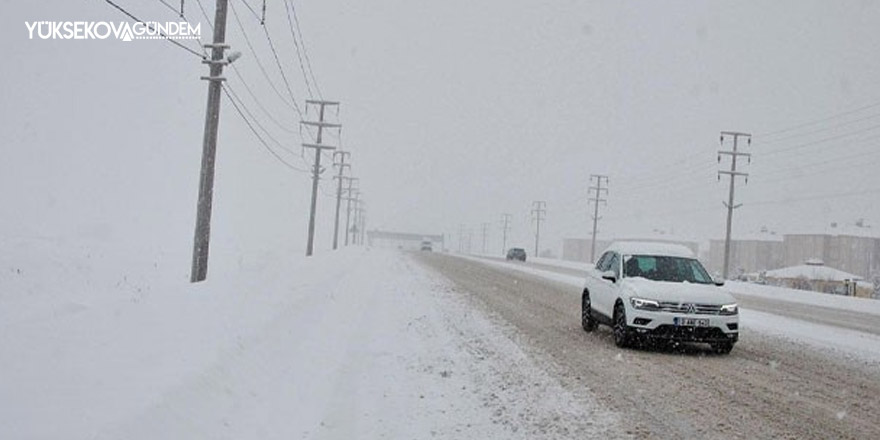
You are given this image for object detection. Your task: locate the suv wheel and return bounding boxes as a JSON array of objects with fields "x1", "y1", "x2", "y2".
[
  {"x1": 613, "y1": 302, "x2": 633, "y2": 348},
  {"x1": 710, "y1": 341, "x2": 735, "y2": 355},
  {"x1": 581, "y1": 291, "x2": 596, "y2": 332}
]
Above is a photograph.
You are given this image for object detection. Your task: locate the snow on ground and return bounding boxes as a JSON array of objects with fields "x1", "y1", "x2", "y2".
[
  {"x1": 0, "y1": 240, "x2": 622, "y2": 439},
  {"x1": 465, "y1": 255, "x2": 880, "y2": 364},
  {"x1": 740, "y1": 309, "x2": 880, "y2": 366},
  {"x1": 725, "y1": 280, "x2": 880, "y2": 316}
]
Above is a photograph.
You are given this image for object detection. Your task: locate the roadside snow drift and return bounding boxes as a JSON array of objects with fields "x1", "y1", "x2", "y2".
[{"x1": 0, "y1": 242, "x2": 623, "y2": 439}]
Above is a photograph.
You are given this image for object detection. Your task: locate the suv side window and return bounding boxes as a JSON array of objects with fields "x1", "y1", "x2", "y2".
[
  {"x1": 595, "y1": 252, "x2": 611, "y2": 271},
  {"x1": 607, "y1": 253, "x2": 620, "y2": 278}
]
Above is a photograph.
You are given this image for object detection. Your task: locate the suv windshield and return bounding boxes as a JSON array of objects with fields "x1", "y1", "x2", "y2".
[{"x1": 623, "y1": 255, "x2": 713, "y2": 284}]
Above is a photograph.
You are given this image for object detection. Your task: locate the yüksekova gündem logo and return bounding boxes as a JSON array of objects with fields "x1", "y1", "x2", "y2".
[{"x1": 25, "y1": 21, "x2": 200, "y2": 42}]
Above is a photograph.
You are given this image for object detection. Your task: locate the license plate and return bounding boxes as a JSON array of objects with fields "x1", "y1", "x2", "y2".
[{"x1": 674, "y1": 317, "x2": 709, "y2": 327}]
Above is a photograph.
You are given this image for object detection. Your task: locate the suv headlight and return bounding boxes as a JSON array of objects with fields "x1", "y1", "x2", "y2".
[
  {"x1": 720, "y1": 303, "x2": 738, "y2": 315},
  {"x1": 630, "y1": 297, "x2": 660, "y2": 311}
]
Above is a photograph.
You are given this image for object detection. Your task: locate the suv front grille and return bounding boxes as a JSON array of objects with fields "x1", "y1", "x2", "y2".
[{"x1": 657, "y1": 301, "x2": 722, "y2": 315}]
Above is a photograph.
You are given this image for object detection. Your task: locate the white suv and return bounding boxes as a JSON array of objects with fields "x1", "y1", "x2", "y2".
[{"x1": 581, "y1": 242, "x2": 739, "y2": 354}]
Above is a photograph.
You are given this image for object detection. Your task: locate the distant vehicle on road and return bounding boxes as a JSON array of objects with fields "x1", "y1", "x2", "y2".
[
  {"x1": 420, "y1": 240, "x2": 433, "y2": 251},
  {"x1": 581, "y1": 242, "x2": 739, "y2": 354},
  {"x1": 506, "y1": 248, "x2": 527, "y2": 262}
]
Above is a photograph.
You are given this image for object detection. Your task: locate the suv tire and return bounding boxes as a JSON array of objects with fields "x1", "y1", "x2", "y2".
[
  {"x1": 581, "y1": 291, "x2": 596, "y2": 332},
  {"x1": 613, "y1": 301, "x2": 634, "y2": 348},
  {"x1": 711, "y1": 341, "x2": 735, "y2": 355}
]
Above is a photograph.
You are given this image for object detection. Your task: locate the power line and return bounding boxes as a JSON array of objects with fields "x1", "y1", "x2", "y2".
[
  {"x1": 757, "y1": 100, "x2": 880, "y2": 138},
  {"x1": 758, "y1": 111, "x2": 880, "y2": 145},
  {"x1": 227, "y1": 63, "x2": 298, "y2": 134},
  {"x1": 748, "y1": 187, "x2": 880, "y2": 206},
  {"x1": 237, "y1": 0, "x2": 262, "y2": 22},
  {"x1": 755, "y1": 141, "x2": 880, "y2": 183},
  {"x1": 222, "y1": 84, "x2": 308, "y2": 172},
  {"x1": 761, "y1": 122, "x2": 880, "y2": 157},
  {"x1": 227, "y1": 1, "x2": 301, "y2": 115},
  {"x1": 193, "y1": 0, "x2": 213, "y2": 27},
  {"x1": 286, "y1": 0, "x2": 323, "y2": 99},
  {"x1": 156, "y1": 0, "x2": 183, "y2": 17},
  {"x1": 281, "y1": 0, "x2": 315, "y2": 99},
  {"x1": 102, "y1": 0, "x2": 205, "y2": 59},
  {"x1": 222, "y1": 82, "x2": 299, "y2": 157},
  {"x1": 260, "y1": 18, "x2": 305, "y2": 117}
]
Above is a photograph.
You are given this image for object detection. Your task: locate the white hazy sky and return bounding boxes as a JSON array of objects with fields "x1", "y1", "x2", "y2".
[{"x1": 3, "y1": 0, "x2": 880, "y2": 269}]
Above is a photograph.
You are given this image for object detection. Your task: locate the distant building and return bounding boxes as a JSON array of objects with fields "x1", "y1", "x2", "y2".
[
  {"x1": 782, "y1": 226, "x2": 880, "y2": 280},
  {"x1": 708, "y1": 234, "x2": 784, "y2": 277}
]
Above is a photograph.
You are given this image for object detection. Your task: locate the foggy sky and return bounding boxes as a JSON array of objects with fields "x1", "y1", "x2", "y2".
[{"x1": 3, "y1": 0, "x2": 880, "y2": 271}]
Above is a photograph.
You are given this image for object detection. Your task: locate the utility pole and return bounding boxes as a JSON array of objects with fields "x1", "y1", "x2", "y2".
[
  {"x1": 531, "y1": 201, "x2": 546, "y2": 257},
  {"x1": 458, "y1": 224, "x2": 465, "y2": 253},
  {"x1": 342, "y1": 177, "x2": 359, "y2": 246},
  {"x1": 500, "y1": 213, "x2": 512, "y2": 256},
  {"x1": 191, "y1": 0, "x2": 230, "y2": 283},
  {"x1": 355, "y1": 202, "x2": 366, "y2": 245},
  {"x1": 718, "y1": 131, "x2": 752, "y2": 279},
  {"x1": 332, "y1": 150, "x2": 350, "y2": 250},
  {"x1": 350, "y1": 196, "x2": 361, "y2": 245},
  {"x1": 588, "y1": 174, "x2": 609, "y2": 263},
  {"x1": 301, "y1": 100, "x2": 340, "y2": 256},
  {"x1": 481, "y1": 222, "x2": 490, "y2": 254}
]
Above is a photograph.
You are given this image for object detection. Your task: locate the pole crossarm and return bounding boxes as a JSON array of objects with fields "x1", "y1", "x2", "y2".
[
  {"x1": 301, "y1": 142, "x2": 337, "y2": 150},
  {"x1": 306, "y1": 99, "x2": 340, "y2": 106},
  {"x1": 300, "y1": 120, "x2": 341, "y2": 128}
]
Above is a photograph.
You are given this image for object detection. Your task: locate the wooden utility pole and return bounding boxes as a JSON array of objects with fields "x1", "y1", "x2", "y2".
[
  {"x1": 191, "y1": 0, "x2": 230, "y2": 283},
  {"x1": 301, "y1": 100, "x2": 340, "y2": 256}
]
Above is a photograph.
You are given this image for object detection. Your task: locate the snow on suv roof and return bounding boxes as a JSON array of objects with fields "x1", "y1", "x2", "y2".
[{"x1": 604, "y1": 241, "x2": 695, "y2": 258}]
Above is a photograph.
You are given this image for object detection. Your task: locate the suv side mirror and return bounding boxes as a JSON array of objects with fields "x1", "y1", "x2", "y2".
[
  {"x1": 601, "y1": 270, "x2": 617, "y2": 283},
  {"x1": 713, "y1": 278, "x2": 725, "y2": 287}
]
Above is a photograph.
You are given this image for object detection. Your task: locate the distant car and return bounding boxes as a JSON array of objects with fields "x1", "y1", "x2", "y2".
[
  {"x1": 506, "y1": 248, "x2": 527, "y2": 262},
  {"x1": 581, "y1": 242, "x2": 738, "y2": 354},
  {"x1": 420, "y1": 240, "x2": 433, "y2": 251}
]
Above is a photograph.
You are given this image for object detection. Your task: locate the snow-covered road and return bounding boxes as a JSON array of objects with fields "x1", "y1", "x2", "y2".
[
  {"x1": 421, "y1": 252, "x2": 880, "y2": 439},
  {"x1": 0, "y1": 247, "x2": 623, "y2": 439}
]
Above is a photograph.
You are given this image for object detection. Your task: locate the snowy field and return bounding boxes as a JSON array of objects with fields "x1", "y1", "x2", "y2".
[{"x1": 0, "y1": 240, "x2": 623, "y2": 439}]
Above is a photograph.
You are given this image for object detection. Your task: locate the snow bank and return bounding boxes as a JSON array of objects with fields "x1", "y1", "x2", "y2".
[{"x1": 725, "y1": 281, "x2": 880, "y2": 317}]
